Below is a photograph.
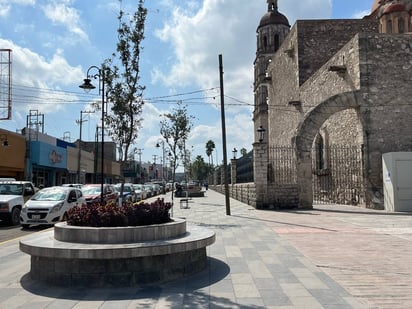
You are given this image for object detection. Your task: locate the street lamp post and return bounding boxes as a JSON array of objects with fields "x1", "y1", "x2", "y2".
[
  {"x1": 79, "y1": 66, "x2": 105, "y2": 204},
  {"x1": 156, "y1": 139, "x2": 165, "y2": 183}
]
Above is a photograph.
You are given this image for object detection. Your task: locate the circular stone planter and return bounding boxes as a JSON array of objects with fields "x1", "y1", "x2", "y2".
[
  {"x1": 54, "y1": 218, "x2": 187, "y2": 244},
  {"x1": 19, "y1": 218, "x2": 215, "y2": 287}
]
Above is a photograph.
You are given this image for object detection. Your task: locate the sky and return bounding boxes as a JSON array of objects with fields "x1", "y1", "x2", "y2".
[{"x1": 0, "y1": 0, "x2": 374, "y2": 168}]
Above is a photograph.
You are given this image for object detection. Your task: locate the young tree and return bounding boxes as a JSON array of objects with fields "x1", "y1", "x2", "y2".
[
  {"x1": 160, "y1": 101, "x2": 195, "y2": 208},
  {"x1": 240, "y1": 147, "x2": 248, "y2": 157},
  {"x1": 103, "y1": 0, "x2": 147, "y2": 167}
]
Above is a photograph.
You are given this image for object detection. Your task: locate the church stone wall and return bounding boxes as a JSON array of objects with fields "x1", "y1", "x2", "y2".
[
  {"x1": 299, "y1": 33, "x2": 364, "y2": 146},
  {"x1": 358, "y1": 33, "x2": 412, "y2": 195},
  {"x1": 267, "y1": 26, "x2": 300, "y2": 146},
  {"x1": 296, "y1": 20, "x2": 378, "y2": 85},
  {"x1": 269, "y1": 23, "x2": 369, "y2": 147},
  {"x1": 292, "y1": 32, "x2": 412, "y2": 207}
]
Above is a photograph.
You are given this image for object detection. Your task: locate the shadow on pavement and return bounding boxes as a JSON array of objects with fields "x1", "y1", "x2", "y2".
[{"x1": 18, "y1": 257, "x2": 267, "y2": 308}]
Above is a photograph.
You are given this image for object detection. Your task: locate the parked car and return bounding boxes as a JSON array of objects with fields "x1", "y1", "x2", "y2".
[
  {"x1": 82, "y1": 184, "x2": 118, "y2": 205},
  {"x1": 115, "y1": 183, "x2": 137, "y2": 203},
  {"x1": 20, "y1": 186, "x2": 85, "y2": 228},
  {"x1": 146, "y1": 182, "x2": 161, "y2": 196},
  {"x1": 152, "y1": 181, "x2": 166, "y2": 194},
  {"x1": 0, "y1": 181, "x2": 37, "y2": 225},
  {"x1": 144, "y1": 184, "x2": 153, "y2": 198},
  {"x1": 132, "y1": 184, "x2": 147, "y2": 201}
]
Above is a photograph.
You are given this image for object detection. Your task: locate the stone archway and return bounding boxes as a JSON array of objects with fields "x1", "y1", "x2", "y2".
[{"x1": 293, "y1": 91, "x2": 362, "y2": 208}]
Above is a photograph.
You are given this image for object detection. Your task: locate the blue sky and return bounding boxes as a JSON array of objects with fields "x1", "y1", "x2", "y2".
[{"x1": 0, "y1": 0, "x2": 374, "y2": 166}]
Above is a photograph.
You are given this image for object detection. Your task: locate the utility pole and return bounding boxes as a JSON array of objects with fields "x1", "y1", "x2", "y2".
[
  {"x1": 136, "y1": 148, "x2": 143, "y2": 183},
  {"x1": 26, "y1": 110, "x2": 44, "y2": 182},
  {"x1": 76, "y1": 110, "x2": 93, "y2": 183},
  {"x1": 219, "y1": 54, "x2": 231, "y2": 216}
]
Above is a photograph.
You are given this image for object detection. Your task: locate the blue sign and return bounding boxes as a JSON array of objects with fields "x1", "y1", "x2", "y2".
[{"x1": 30, "y1": 141, "x2": 67, "y2": 168}]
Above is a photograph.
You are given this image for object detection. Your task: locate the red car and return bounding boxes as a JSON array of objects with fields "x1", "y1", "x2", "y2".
[{"x1": 81, "y1": 184, "x2": 118, "y2": 205}]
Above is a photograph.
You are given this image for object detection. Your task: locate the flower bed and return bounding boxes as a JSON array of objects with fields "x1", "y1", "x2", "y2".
[{"x1": 67, "y1": 198, "x2": 172, "y2": 227}]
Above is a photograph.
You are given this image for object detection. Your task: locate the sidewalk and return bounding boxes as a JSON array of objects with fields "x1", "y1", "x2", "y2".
[{"x1": 0, "y1": 189, "x2": 411, "y2": 308}]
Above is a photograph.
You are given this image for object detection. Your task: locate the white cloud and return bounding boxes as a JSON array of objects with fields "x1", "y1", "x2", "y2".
[
  {"x1": 41, "y1": 1, "x2": 88, "y2": 41},
  {"x1": 152, "y1": 0, "x2": 331, "y2": 106},
  {"x1": 0, "y1": 0, "x2": 34, "y2": 17},
  {"x1": 352, "y1": 10, "x2": 370, "y2": 19},
  {"x1": 0, "y1": 0, "x2": 35, "y2": 4},
  {"x1": 1, "y1": 39, "x2": 83, "y2": 117},
  {"x1": 147, "y1": 0, "x2": 331, "y2": 159},
  {"x1": 0, "y1": 4, "x2": 10, "y2": 17}
]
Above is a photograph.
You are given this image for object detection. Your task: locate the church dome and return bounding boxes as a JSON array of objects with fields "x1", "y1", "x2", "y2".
[
  {"x1": 259, "y1": 10, "x2": 290, "y2": 28},
  {"x1": 383, "y1": 3, "x2": 406, "y2": 14}
]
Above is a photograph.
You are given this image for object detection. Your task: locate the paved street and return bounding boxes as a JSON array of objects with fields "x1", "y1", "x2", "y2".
[{"x1": 1, "y1": 189, "x2": 412, "y2": 308}]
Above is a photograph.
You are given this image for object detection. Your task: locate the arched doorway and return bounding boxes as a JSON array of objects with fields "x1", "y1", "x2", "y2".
[{"x1": 293, "y1": 91, "x2": 365, "y2": 208}]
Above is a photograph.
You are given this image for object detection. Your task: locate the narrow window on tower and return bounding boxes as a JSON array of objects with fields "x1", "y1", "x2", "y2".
[
  {"x1": 274, "y1": 34, "x2": 280, "y2": 51},
  {"x1": 263, "y1": 36, "x2": 268, "y2": 48},
  {"x1": 398, "y1": 17, "x2": 405, "y2": 33},
  {"x1": 387, "y1": 19, "x2": 393, "y2": 33}
]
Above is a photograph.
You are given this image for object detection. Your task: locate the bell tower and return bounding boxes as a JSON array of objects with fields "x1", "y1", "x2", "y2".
[
  {"x1": 253, "y1": 0, "x2": 290, "y2": 143},
  {"x1": 252, "y1": 1, "x2": 290, "y2": 209}
]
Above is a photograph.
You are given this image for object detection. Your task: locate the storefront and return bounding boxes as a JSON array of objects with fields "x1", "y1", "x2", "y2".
[
  {"x1": 29, "y1": 141, "x2": 68, "y2": 187},
  {"x1": 66, "y1": 146, "x2": 95, "y2": 184},
  {"x1": 0, "y1": 129, "x2": 26, "y2": 179}
]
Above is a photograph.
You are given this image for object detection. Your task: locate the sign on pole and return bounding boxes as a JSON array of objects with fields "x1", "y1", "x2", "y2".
[{"x1": 0, "y1": 49, "x2": 12, "y2": 120}]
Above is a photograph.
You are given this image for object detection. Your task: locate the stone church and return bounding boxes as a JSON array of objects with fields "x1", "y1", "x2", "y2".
[{"x1": 252, "y1": 0, "x2": 412, "y2": 210}]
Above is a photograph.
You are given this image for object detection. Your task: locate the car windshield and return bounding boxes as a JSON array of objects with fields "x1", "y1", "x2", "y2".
[
  {"x1": 82, "y1": 186, "x2": 101, "y2": 195},
  {"x1": 0, "y1": 183, "x2": 23, "y2": 195},
  {"x1": 31, "y1": 188, "x2": 66, "y2": 201},
  {"x1": 133, "y1": 185, "x2": 142, "y2": 190}
]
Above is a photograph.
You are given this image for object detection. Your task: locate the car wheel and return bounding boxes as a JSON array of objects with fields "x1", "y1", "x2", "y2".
[
  {"x1": 10, "y1": 207, "x2": 21, "y2": 226},
  {"x1": 62, "y1": 212, "x2": 69, "y2": 222}
]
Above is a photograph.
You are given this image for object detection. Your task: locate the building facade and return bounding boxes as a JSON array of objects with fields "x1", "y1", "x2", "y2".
[
  {"x1": 0, "y1": 129, "x2": 25, "y2": 179},
  {"x1": 0, "y1": 127, "x2": 120, "y2": 187},
  {"x1": 253, "y1": 0, "x2": 412, "y2": 210}
]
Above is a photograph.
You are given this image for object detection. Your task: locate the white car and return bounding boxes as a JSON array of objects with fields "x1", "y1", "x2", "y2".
[
  {"x1": 20, "y1": 186, "x2": 85, "y2": 228},
  {"x1": 132, "y1": 184, "x2": 147, "y2": 200}
]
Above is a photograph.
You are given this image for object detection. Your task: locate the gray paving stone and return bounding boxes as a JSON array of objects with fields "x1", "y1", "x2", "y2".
[{"x1": 0, "y1": 190, "x2": 403, "y2": 308}]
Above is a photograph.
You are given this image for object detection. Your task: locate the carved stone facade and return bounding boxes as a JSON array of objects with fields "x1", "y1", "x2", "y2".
[{"x1": 253, "y1": 0, "x2": 412, "y2": 209}]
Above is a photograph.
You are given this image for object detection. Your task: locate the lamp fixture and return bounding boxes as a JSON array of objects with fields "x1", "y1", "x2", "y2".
[
  {"x1": 0, "y1": 134, "x2": 8, "y2": 147},
  {"x1": 79, "y1": 78, "x2": 96, "y2": 93},
  {"x1": 232, "y1": 147, "x2": 238, "y2": 159},
  {"x1": 257, "y1": 126, "x2": 266, "y2": 143}
]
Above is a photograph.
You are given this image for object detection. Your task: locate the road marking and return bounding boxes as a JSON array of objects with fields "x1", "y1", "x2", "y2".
[{"x1": 0, "y1": 227, "x2": 53, "y2": 245}]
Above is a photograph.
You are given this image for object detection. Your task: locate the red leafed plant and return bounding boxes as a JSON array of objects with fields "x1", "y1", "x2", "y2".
[{"x1": 67, "y1": 198, "x2": 172, "y2": 227}]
